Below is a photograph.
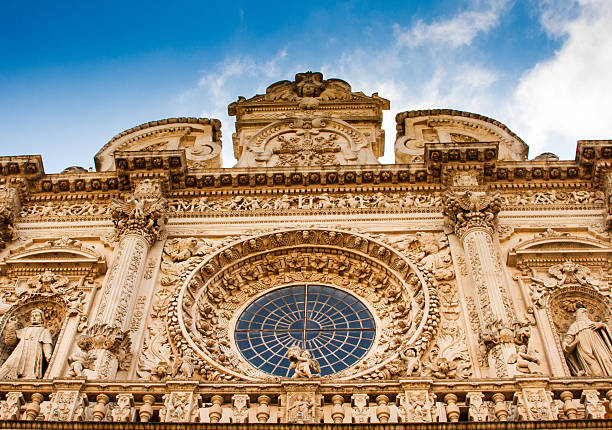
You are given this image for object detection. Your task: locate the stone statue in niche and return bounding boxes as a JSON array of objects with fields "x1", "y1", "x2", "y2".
[
  {"x1": 0, "y1": 309, "x2": 53, "y2": 379},
  {"x1": 288, "y1": 346, "x2": 320, "y2": 378},
  {"x1": 563, "y1": 303, "x2": 612, "y2": 376}
]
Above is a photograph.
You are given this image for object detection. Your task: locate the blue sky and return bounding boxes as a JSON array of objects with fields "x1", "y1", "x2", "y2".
[{"x1": 1, "y1": 0, "x2": 611, "y2": 173}]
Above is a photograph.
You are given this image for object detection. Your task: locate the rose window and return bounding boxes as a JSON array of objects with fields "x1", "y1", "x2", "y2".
[{"x1": 235, "y1": 284, "x2": 376, "y2": 377}]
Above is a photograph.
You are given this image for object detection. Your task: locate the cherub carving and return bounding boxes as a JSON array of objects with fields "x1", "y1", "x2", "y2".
[{"x1": 287, "y1": 346, "x2": 320, "y2": 378}]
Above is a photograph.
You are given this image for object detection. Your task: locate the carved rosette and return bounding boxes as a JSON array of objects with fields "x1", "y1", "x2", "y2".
[
  {"x1": 110, "y1": 196, "x2": 167, "y2": 245},
  {"x1": 443, "y1": 190, "x2": 502, "y2": 239},
  {"x1": 151, "y1": 228, "x2": 439, "y2": 382}
]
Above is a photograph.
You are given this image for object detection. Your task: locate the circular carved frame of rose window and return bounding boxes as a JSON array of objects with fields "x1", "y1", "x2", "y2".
[{"x1": 170, "y1": 228, "x2": 440, "y2": 381}]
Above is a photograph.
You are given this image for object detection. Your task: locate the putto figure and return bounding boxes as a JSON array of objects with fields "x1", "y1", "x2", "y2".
[
  {"x1": 563, "y1": 303, "x2": 612, "y2": 376},
  {"x1": 0, "y1": 308, "x2": 53, "y2": 379},
  {"x1": 287, "y1": 346, "x2": 320, "y2": 378}
]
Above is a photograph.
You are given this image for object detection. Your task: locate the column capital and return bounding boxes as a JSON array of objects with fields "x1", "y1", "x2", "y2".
[
  {"x1": 110, "y1": 195, "x2": 167, "y2": 245},
  {"x1": 443, "y1": 189, "x2": 502, "y2": 240}
]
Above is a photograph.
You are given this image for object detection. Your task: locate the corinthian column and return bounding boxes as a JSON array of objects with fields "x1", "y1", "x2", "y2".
[
  {"x1": 444, "y1": 190, "x2": 518, "y2": 376},
  {"x1": 87, "y1": 184, "x2": 166, "y2": 379}
]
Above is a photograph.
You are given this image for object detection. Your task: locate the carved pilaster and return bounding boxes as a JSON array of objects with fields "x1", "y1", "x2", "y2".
[
  {"x1": 160, "y1": 381, "x2": 201, "y2": 423},
  {"x1": 467, "y1": 392, "x2": 488, "y2": 422},
  {"x1": 0, "y1": 392, "x2": 24, "y2": 420},
  {"x1": 111, "y1": 393, "x2": 134, "y2": 422},
  {"x1": 397, "y1": 390, "x2": 436, "y2": 423},
  {"x1": 513, "y1": 386, "x2": 556, "y2": 421},
  {"x1": 0, "y1": 185, "x2": 20, "y2": 249},
  {"x1": 91, "y1": 186, "x2": 165, "y2": 379},
  {"x1": 604, "y1": 171, "x2": 612, "y2": 230},
  {"x1": 46, "y1": 387, "x2": 87, "y2": 421},
  {"x1": 282, "y1": 382, "x2": 321, "y2": 424},
  {"x1": 444, "y1": 190, "x2": 517, "y2": 376}
]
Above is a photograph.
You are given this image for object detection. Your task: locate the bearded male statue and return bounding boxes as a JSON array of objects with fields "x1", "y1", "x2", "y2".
[
  {"x1": 0, "y1": 308, "x2": 53, "y2": 379},
  {"x1": 563, "y1": 303, "x2": 612, "y2": 376}
]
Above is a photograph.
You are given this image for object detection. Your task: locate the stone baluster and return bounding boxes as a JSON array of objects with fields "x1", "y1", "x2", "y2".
[
  {"x1": 444, "y1": 190, "x2": 518, "y2": 377},
  {"x1": 209, "y1": 395, "x2": 224, "y2": 423},
  {"x1": 582, "y1": 390, "x2": 606, "y2": 419},
  {"x1": 256, "y1": 395, "x2": 271, "y2": 423},
  {"x1": 560, "y1": 391, "x2": 577, "y2": 419},
  {"x1": 89, "y1": 182, "x2": 166, "y2": 379},
  {"x1": 492, "y1": 393, "x2": 508, "y2": 421},
  {"x1": 444, "y1": 394, "x2": 460, "y2": 423},
  {"x1": 375, "y1": 395, "x2": 390, "y2": 423},
  {"x1": 25, "y1": 393, "x2": 44, "y2": 421},
  {"x1": 0, "y1": 392, "x2": 24, "y2": 420},
  {"x1": 138, "y1": 395, "x2": 156, "y2": 422},
  {"x1": 330, "y1": 395, "x2": 345, "y2": 423},
  {"x1": 92, "y1": 394, "x2": 109, "y2": 421}
]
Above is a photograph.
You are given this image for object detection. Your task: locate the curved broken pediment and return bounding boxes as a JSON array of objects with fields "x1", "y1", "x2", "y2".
[
  {"x1": 507, "y1": 233, "x2": 612, "y2": 267},
  {"x1": 0, "y1": 238, "x2": 106, "y2": 280},
  {"x1": 395, "y1": 109, "x2": 528, "y2": 163}
]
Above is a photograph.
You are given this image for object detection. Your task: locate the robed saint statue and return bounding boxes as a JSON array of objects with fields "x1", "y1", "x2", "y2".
[
  {"x1": 563, "y1": 303, "x2": 612, "y2": 377},
  {"x1": 0, "y1": 309, "x2": 53, "y2": 379}
]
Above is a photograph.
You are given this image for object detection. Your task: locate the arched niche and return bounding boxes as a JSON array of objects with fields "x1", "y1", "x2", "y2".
[{"x1": 547, "y1": 286, "x2": 612, "y2": 377}]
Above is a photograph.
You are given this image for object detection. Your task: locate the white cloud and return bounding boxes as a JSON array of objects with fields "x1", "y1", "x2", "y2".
[
  {"x1": 394, "y1": 0, "x2": 511, "y2": 48},
  {"x1": 505, "y1": 0, "x2": 612, "y2": 159}
]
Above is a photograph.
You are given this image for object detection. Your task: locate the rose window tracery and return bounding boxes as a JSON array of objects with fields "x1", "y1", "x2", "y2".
[
  {"x1": 235, "y1": 284, "x2": 376, "y2": 377},
  {"x1": 157, "y1": 228, "x2": 440, "y2": 381}
]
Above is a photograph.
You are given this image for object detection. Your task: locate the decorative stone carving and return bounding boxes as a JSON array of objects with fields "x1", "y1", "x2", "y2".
[
  {"x1": 159, "y1": 391, "x2": 201, "y2": 423},
  {"x1": 582, "y1": 390, "x2": 606, "y2": 419},
  {"x1": 563, "y1": 303, "x2": 612, "y2": 376},
  {"x1": 231, "y1": 394, "x2": 249, "y2": 423},
  {"x1": 236, "y1": 116, "x2": 379, "y2": 167},
  {"x1": 397, "y1": 391, "x2": 436, "y2": 423},
  {"x1": 0, "y1": 392, "x2": 24, "y2": 420},
  {"x1": 514, "y1": 388, "x2": 556, "y2": 421},
  {"x1": 110, "y1": 195, "x2": 166, "y2": 245},
  {"x1": 285, "y1": 391, "x2": 318, "y2": 424},
  {"x1": 395, "y1": 109, "x2": 528, "y2": 162},
  {"x1": 350, "y1": 394, "x2": 369, "y2": 423},
  {"x1": 46, "y1": 390, "x2": 87, "y2": 421},
  {"x1": 288, "y1": 346, "x2": 320, "y2": 378},
  {"x1": 73, "y1": 324, "x2": 131, "y2": 380},
  {"x1": 0, "y1": 309, "x2": 53, "y2": 379},
  {"x1": 467, "y1": 392, "x2": 488, "y2": 422},
  {"x1": 422, "y1": 325, "x2": 472, "y2": 379},
  {"x1": 529, "y1": 261, "x2": 610, "y2": 307},
  {"x1": 165, "y1": 227, "x2": 439, "y2": 381},
  {"x1": 443, "y1": 190, "x2": 502, "y2": 238},
  {"x1": 110, "y1": 394, "x2": 134, "y2": 422}
]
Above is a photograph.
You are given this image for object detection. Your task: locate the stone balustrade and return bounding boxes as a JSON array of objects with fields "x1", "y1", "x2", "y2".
[{"x1": 0, "y1": 378, "x2": 611, "y2": 423}]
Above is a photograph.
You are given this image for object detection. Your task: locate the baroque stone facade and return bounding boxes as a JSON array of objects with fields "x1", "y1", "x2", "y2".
[{"x1": 1, "y1": 72, "x2": 612, "y2": 425}]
